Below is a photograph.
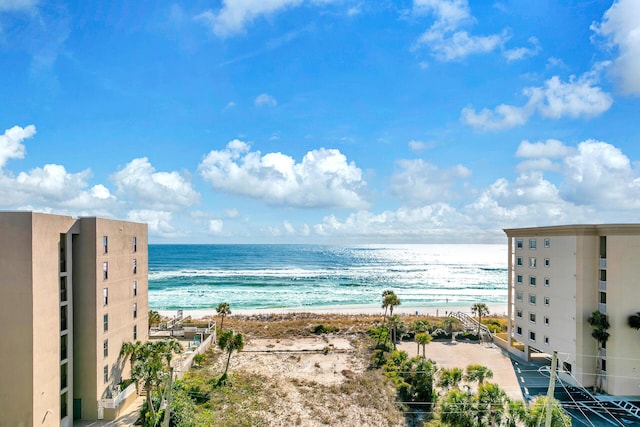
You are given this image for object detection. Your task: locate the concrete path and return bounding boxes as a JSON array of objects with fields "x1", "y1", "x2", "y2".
[
  {"x1": 73, "y1": 396, "x2": 145, "y2": 427},
  {"x1": 397, "y1": 339, "x2": 524, "y2": 401}
]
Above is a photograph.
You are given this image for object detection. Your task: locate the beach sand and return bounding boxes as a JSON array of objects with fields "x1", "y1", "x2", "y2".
[{"x1": 157, "y1": 302, "x2": 508, "y2": 320}]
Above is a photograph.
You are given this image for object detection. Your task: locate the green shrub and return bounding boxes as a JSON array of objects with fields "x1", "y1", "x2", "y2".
[{"x1": 311, "y1": 324, "x2": 339, "y2": 334}]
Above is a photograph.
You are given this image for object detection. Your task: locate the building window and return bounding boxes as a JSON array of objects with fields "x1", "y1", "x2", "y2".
[
  {"x1": 529, "y1": 313, "x2": 536, "y2": 323},
  {"x1": 516, "y1": 291, "x2": 523, "y2": 302},
  {"x1": 133, "y1": 259, "x2": 137, "y2": 274},
  {"x1": 133, "y1": 303, "x2": 137, "y2": 319},
  {"x1": 103, "y1": 262, "x2": 108, "y2": 280},
  {"x1": 544, "y1": 336, "x2": 549, "y2": 345},
  {"x1": 516, "y1": 326, "x2": 522, "y2": 336},
  {"x1": 103, "y1": 236, "x2": 108, "y2": 254},
  {"x1": 103, "y1": 314, "x2": 108, "y2": 332},
  {"x1": 600, "y1": 270, "x2": 607, "y2": 281},
  {"x1": 599, "y1": 292, "x2": 606, "y2": 304},
  {"x1": 516, "y1": 239, "x2": 523, "y2": 249},
  {"x1": 563, "y1": 362, "x2": 572, "y2": 373},
  {"x1": 516, "y1": 256, "x2": 523, "y2": 266},
  {"x1": 544, "y1": 277, "x2": 550, "y2": 287},
  {"x1": 133, "y1": 324, "x2": 137, "y2": 340},
  {"x1": 544, "y1": 297, "x2": 550, "y2": 306},
  {"x1": 60, "y1": 305, "x2": 68, "y2": 331},
  {"x1": 103, "y1": 339, "x2": 108, "y2": 358},
  {"x1": 544, "y1": 316, "x2": 549, "y2": 325},
  {"x1": 133, "y1": 281, "x2": 137, "y2": 297},
  {"x1": 133, "y1": 236, "x2": 137, "y2": 253},
  {"x1": 544, "y1": 258, "x2": 550, "y2": 267},
  {"x1": 530, "y1": 276, "x2": 536, "y2": 286},
  {"x1": 517, "y1": 275, "x2": 523, "y2": 284},
  {"x1": 60, "y1": 276, "x2": 67, "y2": 302},
  {"x1": 61, "y1": 392, "x2": 68, "y2": 418},
  {"x1": 104, "y1": 365, "x2": 108, "y2": 384},
  {"x1": 516, "y1": 309, "x2": 522, "y2": 318},
  {"x1": 529, "y1": 239, "x2": 537, "y2": 249},
  {"x1": 61, "y1": 335, "x2": 68, "y2": 360},
  {"x1": 602, "y1": 359, "x2": 607, "y2": 372},
  {"x1": 529, "y1": 294, "x2": 536, "y2": 305},
  {"x1": 529, "y1": 331, "x2": 536, "y2": 341},
  {"x1": 529, "y1": 257, "x2": 537, "y2": 268},
  {"x1": 103, "y1": 288, "x2": 108, "y2": 306},
  {"x1": 61, "y1": 363, "x2": 68, "y2": 389},
  {"x1": 544, "y1": 238, "x2": 550, "y2": 248}
]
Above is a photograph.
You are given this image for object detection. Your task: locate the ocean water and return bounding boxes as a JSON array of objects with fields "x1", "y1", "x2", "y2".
[{"x1": 148, "y1": 244, "x2": 508, "y2": 312}]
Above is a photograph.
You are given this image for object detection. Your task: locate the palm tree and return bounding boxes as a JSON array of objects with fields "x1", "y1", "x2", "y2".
[
  {"x1": 148, "y1": 309, "x2": 161, "y2": 329},
  {"x1": 471, "y1": 302, "x2": 490, "y2": 336},
  {"x1": 385, "y1": 293, "x2": 401, "y2": 318},
  {"x1": 130, "y1": 341, "x2": 166, "y2": 422},
  {"x1": 628, "y1": 311, "x2": 640, "y2": 331},
  {"x1": 154, "y1": 338, "x2": 182, "y2": 370},
  {"x1": 438, "y1": 367, "x2": 464, "y2": 389},
  {"x1": 588, "y1": 310, "x2": 610, "y2": 391},
  {"x1": 216, "y1": 302, "x2": 231, "y2": 331},
  {"x1": 465, "y1": 364, "x2": 494, "y2": 384},
  {"x1": 218, "y1": 330, "x2": 245, "y2": 381},
  {"x1": 439, "y1": 388, "x2": 475, "y2": 426},
  {"x1": 525, "y1": 395, "x2": 571, "y2": 427},
  {"x1": 476, "y1": 382, "x2": 507, "y2": 426},
  {"x1": 119, "y1": 340, "x2": 142, "y2": 376},
  {"x1": 381, "y1": 289, "x2": 395, "y2": 318},
  {"x1": 416, "y1": 332, "x2": 432, "y2": 358},
  {"x1": 503, "y1": 398, "x2": 527, "y2": 427}
]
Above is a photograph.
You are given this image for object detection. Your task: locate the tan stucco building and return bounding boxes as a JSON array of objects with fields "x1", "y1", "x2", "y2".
[
  {"x1": 504, "y1": 224, "x2": 640, "y2": 397},
  {"x1": 0, "y1": 212, "x2": 148, "y2": 426}
]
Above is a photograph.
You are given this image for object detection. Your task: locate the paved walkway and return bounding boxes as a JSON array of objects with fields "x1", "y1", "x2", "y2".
[
  {"x1": 397, "y1": 339, "x2": 524, "y2": 401},
  {"x1": 73, "y1": 396, "x2": 145, "y2": 427}
]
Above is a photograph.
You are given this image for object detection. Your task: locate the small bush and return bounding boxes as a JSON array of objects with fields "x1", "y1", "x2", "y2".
[
  {"x1": 430, "y1": 328, "x2": 452, "y2": 340},
  {"x1": 456, "y1": 331, "x2": 480, "y2": 341},
  {"x1": 311, "y1": 324, "x2": 339, "y2": 334}
]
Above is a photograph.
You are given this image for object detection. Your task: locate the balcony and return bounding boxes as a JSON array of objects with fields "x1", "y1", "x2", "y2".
[
  {"x1": 599, "y1": 258, "x2": 607, "y2": 269},
  {"x1": 598, "y1": 280, "x2": 607, "y2": 292}
]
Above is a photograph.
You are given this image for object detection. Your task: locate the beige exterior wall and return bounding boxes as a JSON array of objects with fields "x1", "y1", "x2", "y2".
[
  {"x1": 0, "y1": 212, "x2": 148, "y2": 426},
  {"x1": 505, "y1": 225, "x2": 640, "y2": 397}
]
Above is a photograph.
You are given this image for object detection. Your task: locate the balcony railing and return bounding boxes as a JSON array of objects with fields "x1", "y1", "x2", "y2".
[
  {"x1": 598, "y1": 280, "x2": 607, "y2": 292},
  {"x1": 599, "y1": 258, "x2": 607, "y2": 269},
  {"x1": 598, "y1": 303, "x2": 607, "y2": 314}
]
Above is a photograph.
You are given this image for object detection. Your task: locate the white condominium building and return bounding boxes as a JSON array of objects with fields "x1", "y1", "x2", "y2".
[
  {"x1": 0, "y1": 212, "x2": 148, "y2": 426},
  {"x1": 504, "y1": 224, "x2": 640, "y2": 397}
]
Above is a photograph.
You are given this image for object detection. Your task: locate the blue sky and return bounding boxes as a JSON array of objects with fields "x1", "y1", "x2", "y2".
[{"x1": 1, "y1": 0, "x2": 639, "y2": 244}]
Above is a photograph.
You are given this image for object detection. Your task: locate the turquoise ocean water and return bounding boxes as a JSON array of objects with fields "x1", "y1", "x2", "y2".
[{"x1": 148, "y1": 244, "x2": 508, "y2": 312}]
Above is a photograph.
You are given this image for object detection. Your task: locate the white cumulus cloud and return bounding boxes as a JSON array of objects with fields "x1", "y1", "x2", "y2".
[
  {"x1": 0, "y1": 124, "x2": 35, "y2": 168},
  {"x1": 591, "y1": 0, "x2": 640, "y2": 95},
  {"x1": 516, "y1": 139, "x2": 573, "y2": 158},
  {"x1": 413, "y1": 0, "x2": 507, "y2": 61},
  {"x1": 198, "y1": 140, "x2": 368, "y2": 209},
  {"x1": 111, "y1": 157, "x2": 200, "y2": 209},
  {"x1": 209, "y1": 219, "x2": 224, "y2": 234},
  {"x1": 390, "y1": 159, "x2": 471, "y2": 205},
  {"x1": 127, "y1": 210, "x2": 180, "y2": 238},
  {"x1": 462, "y1": 70, "x2": 612, "y2": 131}
]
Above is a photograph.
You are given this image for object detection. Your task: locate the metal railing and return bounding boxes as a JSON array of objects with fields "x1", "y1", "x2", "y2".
[{"x1": 448, "y1": 311, "x2": 493, "y2": 342}]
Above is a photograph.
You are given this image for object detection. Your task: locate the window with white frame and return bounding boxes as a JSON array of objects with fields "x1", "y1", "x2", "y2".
[
  {"x1": 516, "y1": 309, "x2": 522, "y2": 318},
  {"x1": 516, "y1": 291, "x2": 523, "y2": 301},
  {"x1": 544, "y1": 277, "x2": 550, "y2": 287},
  {"x1": 516, "y1": 326, "x2": 522, "y2": 335},
  {"x1": 530, "y1": 276, "x2": 536, "y2": 286},
  {"x1": 133, "y1": 259, "x2": 137, "y2": 274},
  {"x1": 132, "y1": 236, "x2": 137, "y2": 253},
  {"x1": 517, "y1": 256, "x2": 523, "y2": 266},
  {"x1": 133, "y1": 303, "x2": 137, "y2": 319},
  {"x1": 544, "y1": 297, "x2": 550, "y2": 306},
  {"x1": 103, "y1": 262, "x2": 108, "y2": 280},
  {"x1": 517, "y1": 275, "x2": 523, "y2": 284},
  {"x1": 529, "y1": 257, "x2": 537, "y2": 268},
  {"x1": 529, "y1": 331, "x2": 536, "y2": 341},
  {"x1": 529, "y1": 312, "x2": 536, "y2": 323},
  {"x1": 529, "y1": 294, "x2": 536, "y2": 305},
  {"x1": 103, "y1": 236, "x2": 108, "y2": 254},
  {"x1": 103, "y1": 365, "x2": 108, "y2": 383},
  {"x1": 516, "y1": 239, "x2": 523, "y2": 249},
  {"x1": 103, "y1": 288, "x2": 108, "y2": 306},
  {"x1": 103, "y1": 339, "x2": 108, "y2": 358},
  {"x1": 544, "y1": 238, "x2": 550, "y2": 248},
  {"x1": 544, "y1": 336, "x2": 549, "y2": 345},
  {"x1": 544, "y1": 316, "x2": 549, "y2": 325},
  {"x1": 544, "y1": 258, "x2": 550, "y2": 267},
  {"x1": 103, "y1": 314, "x2": 108, "y2": 332},
  {"x1": 529, "y1": 239, "x2": 537, "y2": 249},
  {"x1": 133, "y1": 281, "x2": 137, "y2": 297}
]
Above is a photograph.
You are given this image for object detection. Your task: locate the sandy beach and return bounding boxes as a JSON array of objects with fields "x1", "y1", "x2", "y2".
[{"x1": 157, "y1": 302, "x2": 508, "y2": 320}]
